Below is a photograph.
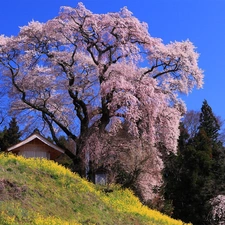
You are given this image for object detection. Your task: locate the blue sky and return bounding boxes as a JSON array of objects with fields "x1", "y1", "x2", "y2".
[{"x1": 1, "y1": 0, "x2": 225, "y2": 120}]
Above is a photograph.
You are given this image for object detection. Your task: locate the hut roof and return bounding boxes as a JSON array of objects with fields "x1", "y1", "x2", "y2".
[{"x1": 7, "y1": 133, "x2": 64, "y2": 154}]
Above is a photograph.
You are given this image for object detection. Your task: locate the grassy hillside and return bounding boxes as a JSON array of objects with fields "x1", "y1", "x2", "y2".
[{"x1": 0, "y1": 153, "x2": 191, "y2": 225}]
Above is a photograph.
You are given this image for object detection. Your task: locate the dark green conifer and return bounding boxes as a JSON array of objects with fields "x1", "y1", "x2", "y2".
[
  {"x1": 0, "y1": 117, "x2": 21, "y2": 151},
  {"x1": 163, "y1": 100, "x2": 225, "y2": 225},
  {"x1": 6, "y1": 117, "x2": 21, "y2": 146},
  {"x1": 199, "y1": 99, "x2": 220, "y2": 143}
]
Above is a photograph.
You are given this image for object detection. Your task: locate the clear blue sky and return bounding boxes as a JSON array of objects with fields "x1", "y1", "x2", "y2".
[{"x1": 1, "y1": 0, "x2": 225, "y2": 120}]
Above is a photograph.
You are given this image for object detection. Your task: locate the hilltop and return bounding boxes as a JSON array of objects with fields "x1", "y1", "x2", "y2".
[{"x1": 0, "y1": 154, "x2": 191, "y2": 225}]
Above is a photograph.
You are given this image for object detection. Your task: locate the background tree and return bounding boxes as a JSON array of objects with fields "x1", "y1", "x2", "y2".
[
  {"x1": 6, "y1": 117, "x2": 21, "y2": 146},
  {"x1": 198, "y1": 100, "x2": 225, "y2": 194},
  {"x1": 209, "y1": 195, "x2": 225, "y2": 224},
  {"x1": 199, "y1": 100, "x2": 220, "y2": 143},
  {"x1": 182, "y1": 107, "x2": 225, "y2": 144},
  {"x1": 182, "y1": 110, "x2": 200, "y2": 140},
  {"x1": 0, "y1": 3, "x2": 203, "y2": 201},
  {"x1": 163, "y1": 100, "x2": 225, "y2": 225},
  {"x1": 0, "y1": 117, "x2": 21, "y2": 151},
  {"x1": 0, "y1": 126, "x2": 9, "y2": 151}
]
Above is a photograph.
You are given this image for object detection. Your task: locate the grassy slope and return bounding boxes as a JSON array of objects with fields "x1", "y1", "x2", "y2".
[{"x1": 0, "y1": 154, "x2": 191, "y2": 225}]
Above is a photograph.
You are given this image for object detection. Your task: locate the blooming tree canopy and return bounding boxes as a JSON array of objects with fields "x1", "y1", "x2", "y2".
[{"x1": 0, "y1": 3, "x2": 203, "y2": 175}]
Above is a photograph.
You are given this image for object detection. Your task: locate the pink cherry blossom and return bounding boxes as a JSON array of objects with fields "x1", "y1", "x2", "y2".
[{"x1": 0, "y1": 3, "x2": 204, "y2": 201}]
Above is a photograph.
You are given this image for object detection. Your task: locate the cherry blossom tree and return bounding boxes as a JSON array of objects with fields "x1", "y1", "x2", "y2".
[
  {"x1": 0, "y1": 3, "x2": 203, "y2": 196},
  {"x1": 209, "y1": 195, "x2": 225, "y2": 224}
]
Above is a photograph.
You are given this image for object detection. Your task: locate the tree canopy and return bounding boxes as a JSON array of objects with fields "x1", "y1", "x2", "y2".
[{"x1": 0, "y1": 3, "x2": 204, "y2": 200}]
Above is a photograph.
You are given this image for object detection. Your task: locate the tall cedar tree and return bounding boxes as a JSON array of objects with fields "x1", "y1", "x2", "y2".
[
  {"x1": 199, "y1": 100, "x2": 220, "y2": 143},
  {"x1": 163, "y1": 124, "x2": 214, "y2": 225},
  {"x1": 200, "y1": 100, "x2": 225, "y2": 194},
  {"x1": 163, "y1": 100, "x2": 225, "y2": 225},
  {"x1": 0, "y1": 118, "x2": 21, "y2": 151}
]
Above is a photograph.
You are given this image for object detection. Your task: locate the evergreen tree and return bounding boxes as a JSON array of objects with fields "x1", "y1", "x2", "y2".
[
  {"x1": 0, "y1": 118, "x2": 21, "y2": 151},
  {"x1": 199, "y1": 99, "x2": 220, "y2": 143},
  {"x1": 6, "y1": 117, "x2": 21, "y2": 146},
  {"x1": 163, "y1": 100, "x2": 225, "y2": 225},
  {"x1": 163, "y1": 127, "x2": 214, "y2": 224},
  {"x1": 0, "y1": 126, "x2": 9, "y2": 151},
  {"x1": 198, "y1": 100, "x2": 225, "y2": 194}
]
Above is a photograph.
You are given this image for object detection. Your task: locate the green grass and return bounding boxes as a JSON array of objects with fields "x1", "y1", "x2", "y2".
[{"x1": 0, "y1": 153, "x2": 191, "y2": 225}]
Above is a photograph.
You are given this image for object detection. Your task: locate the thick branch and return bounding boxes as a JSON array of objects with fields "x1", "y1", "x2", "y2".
[
  {"x1": 10, "y1": 69, "x2": 77, "y2": 141},
  {"x1": 43, "y1": 113, "x2": 76, "y2": 159},
  {"x1": 57, "y1": 61, "x2": 89, "y2": 134},
  {"x1": 68, "y1": 89, "x2": 89, "y2": 134}
]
